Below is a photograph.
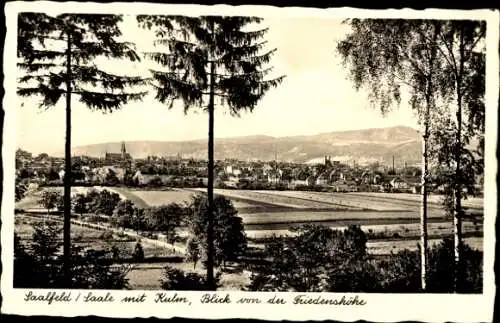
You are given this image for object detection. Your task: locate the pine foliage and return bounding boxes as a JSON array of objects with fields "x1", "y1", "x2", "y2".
[{"x1": 17, "y1": 13, "x2": 148, "y2": 111}]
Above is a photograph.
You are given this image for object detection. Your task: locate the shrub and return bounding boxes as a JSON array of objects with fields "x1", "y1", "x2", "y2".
[
  {"x1": 14, "y1": 222, "x2": 130, "y2": 289},
  {"x1": 132, "y1": 241, "x2": 145, "y2": 262},
  {"x1": 160, "y1": 266, "x2": 221, "y2": 291},
  {"x1": 248, "y1": 224, "x2": 368, "y2": 292},
  {"x1": 376, "y1": 239, "x2": 483, "y2": 293}
]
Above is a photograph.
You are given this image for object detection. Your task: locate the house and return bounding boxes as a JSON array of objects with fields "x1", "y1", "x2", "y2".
[
  {"x1": 262, "y1": 164, "x2": 273, "y2": 176},
  {"x1": 332, "y1": 179, "x2": 358, "y2": 192},
  {"x1": 305, "y1": 175, "x2": 316, "y2": 186},
  {"x1": 58, "y1": 169, "x2": 65, "y2": 181},
  {"x1": 88, "y1": 166, "x2": 124, "y2": 183},
  {"x1": 223, "y1": 180, "x2": 238, "y2": 188},
  {"x1": 315, "y1": 173, "x2": 329, "y2": 186},
  {"x1": 328, "y1": 169, "x2": 347, "y2": 183},
  {"x1": 228, "y1": 175, "x2": 240, "y2": 183},
  {"x1": 133, "y1": 170, "x2": 172, "y2": 185},
  {"x1": 390, "y1": 176, "x2": 409, "y2": 189},
  {"x1": 360, "y1": 171, "x2": 384, "y2": 185},
  {"x1": 289, "y1": 179, "x2": 308, "y2": 189},
  {"x1": 267, "y1": 169, "x2": 283, "y2": 184}
]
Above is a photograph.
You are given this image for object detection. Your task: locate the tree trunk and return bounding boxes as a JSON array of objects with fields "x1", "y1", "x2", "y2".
[
  {"x1": 63, "y1": 30, "x2": 72, "y2": 287},
  {"x1": 420, "y1": 127, "x2": 429, "y2": 291},
  {"x1": 206, "y1": 58, "x2": 216, "y2": 291},
  {"x1": 420, "y1": 23, "x2": 440, "y2": 292},
  {"x1": 454, "y1": 28, "x2": 465, "y2": 294},
  {"x1": 419, "y1": 88, "x2": 430, "y2": 291},
  {"x1": 454, "y1": 100, "x2": 463, "y2": 293}
]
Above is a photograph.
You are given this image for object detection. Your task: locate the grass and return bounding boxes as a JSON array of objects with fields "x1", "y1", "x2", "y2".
[
  {"x1": 107, "y1": 187, "x2": 150, "y2": 208},
  {"x1": 367, "y1": 237, "x2": 483, "y2": 255},
  {"x1": 348, "y1": 192, "x2": 483, "y2": 210},
  {"x1": 125, "y1": 261, "x2": 251, "y2": 291},
  {"x1": 240, "y1": 210, "x2": 444, "y2": 226},
  {"x1": 124, "y1": 188, "x2": 195, "y2": 207}
]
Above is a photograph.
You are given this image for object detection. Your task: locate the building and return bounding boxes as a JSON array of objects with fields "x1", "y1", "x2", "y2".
[
  {"x1": 104, "y1": 141, "x2": 132, "y2": 167},
  {"x1": 390, "y1": 176, "x2": 410, "y2": 189}
]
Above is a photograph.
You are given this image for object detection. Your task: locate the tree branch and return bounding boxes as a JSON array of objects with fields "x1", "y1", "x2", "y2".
[{"x1": 438, "y1": 31, "x2": 460, "y2": 80}]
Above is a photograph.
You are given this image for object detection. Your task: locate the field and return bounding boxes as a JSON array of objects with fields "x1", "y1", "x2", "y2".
[
  {"x1": 14, "y1": 185, "x2": 484, "y2": 290},
  {"x1": 15, "y1": 186, "x2": 484, "y2": 240},
  {"x1": 106, "y1": 187, "x2": 194, "y2": 208}
]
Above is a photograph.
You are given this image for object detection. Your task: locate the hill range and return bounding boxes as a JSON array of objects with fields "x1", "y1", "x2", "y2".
[{"x1": 59, "y1": 126, "x2": 424, "y2": 166}]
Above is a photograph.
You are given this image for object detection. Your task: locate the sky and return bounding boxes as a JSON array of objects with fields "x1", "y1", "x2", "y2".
[{"x1": 15, "y1": 16, "x2": 419, "y2": 155}]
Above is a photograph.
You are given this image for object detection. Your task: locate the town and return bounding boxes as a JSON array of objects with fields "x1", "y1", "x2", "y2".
[{"x1": 17, "y1": 142, "x2": 459, "y2": 194}]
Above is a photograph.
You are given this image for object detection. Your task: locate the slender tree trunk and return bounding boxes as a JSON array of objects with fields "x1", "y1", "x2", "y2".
[
  {"x1": 454, "y1": 28, "x2": 465, "y2": 294},
  {"x1": 420, "y1": 23, "x2": 440, "y2": 292},
  {"x1": 454, "y1": 98, "x2": 463, "y2": 293},
  {"x1": 420, "y1": 122, "x2": 429, "y2": 291},
  {"x1": 63, "y1": 30, "x2": 72, "y2": 287},
  {"x1": 206, "y1": 59, "x2": 216, "y2": 290}
]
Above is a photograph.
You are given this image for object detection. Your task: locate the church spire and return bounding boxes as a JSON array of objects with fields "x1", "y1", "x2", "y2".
[{"x1": 121, "y1": 141, "x2": 126, "y2": 159}]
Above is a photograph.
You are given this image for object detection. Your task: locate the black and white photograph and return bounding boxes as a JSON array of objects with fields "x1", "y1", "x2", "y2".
[{"x1": 1, "y1": 2, "x2": 498, "y2": 321}]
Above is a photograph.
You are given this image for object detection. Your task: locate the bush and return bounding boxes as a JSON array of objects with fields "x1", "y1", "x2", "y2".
[
  {"x1": 327, "y1": 259, "x2": 382, "y2": 292},
  {"x1": 14, "y1": 222, "x2": 130, "y2": 289},
  {"x1": 248, "y1": 225, "x2": 368, "y2": 292},
  {"x1": 376, "y1": 239, "x2": 482, "y2": 293},
  {"x1": 247, "y1": 226, "x2": 482, "y2": 293},
  {"x1": 160, "y1": 266, "x2": 221, "y2": 291},
  {"x1": 132, "y1": 241, "x2": 145, "y2": 262}
]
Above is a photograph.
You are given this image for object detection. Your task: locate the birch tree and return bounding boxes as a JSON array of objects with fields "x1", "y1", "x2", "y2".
[
  {"x1": 429, "y1": 20, "x2": 486, "y2": 292},
  {"x1": 337, "y1": 19, "x2": 444, "y2": 290}
]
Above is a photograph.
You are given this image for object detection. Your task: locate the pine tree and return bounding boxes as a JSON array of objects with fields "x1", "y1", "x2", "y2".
[
  {"x1": 17, "y1": 13, "x2": 148, "y2": 286},
  {"x1": 137, "y1": 15, "x2": 284, "y2": 289}
]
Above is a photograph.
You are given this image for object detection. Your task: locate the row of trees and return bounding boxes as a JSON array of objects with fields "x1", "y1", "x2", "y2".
[
  {"x1": 37, "y1": 189, "x2": 122, "y2": 216},
  {"x1": 337, "y1": 19, "x2": 485, "y2": 292}
]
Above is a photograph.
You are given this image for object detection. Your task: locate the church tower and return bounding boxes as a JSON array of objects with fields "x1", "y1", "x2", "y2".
[{"x1": 121, "y1": 141, "x2": 127, "y2": 159}]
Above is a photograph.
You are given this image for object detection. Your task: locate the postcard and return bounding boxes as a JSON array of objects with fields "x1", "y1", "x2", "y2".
[{"x1": 2, "y1": 2, "x2": 498, "y2": 322}]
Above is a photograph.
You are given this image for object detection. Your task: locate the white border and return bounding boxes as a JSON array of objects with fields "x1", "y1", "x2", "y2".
[{"x1": 2, "y1": 2, "x2": 498, "y2": 322}]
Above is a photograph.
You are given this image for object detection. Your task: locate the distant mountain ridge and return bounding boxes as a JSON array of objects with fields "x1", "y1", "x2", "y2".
[{"x1": 54, "y1": 126, "x2": 423, "y2": 166}]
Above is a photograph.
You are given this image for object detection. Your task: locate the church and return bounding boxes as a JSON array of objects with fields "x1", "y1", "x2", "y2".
[{"x1": 104, "y1": 141, "x2": 132, "y2": 167}]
